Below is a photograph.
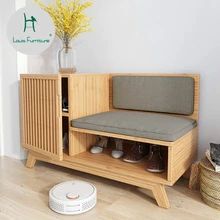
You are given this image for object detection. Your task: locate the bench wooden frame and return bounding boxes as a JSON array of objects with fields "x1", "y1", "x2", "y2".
[{"x1": 21, "y1": 73, "x2": 199, "y2": 209}]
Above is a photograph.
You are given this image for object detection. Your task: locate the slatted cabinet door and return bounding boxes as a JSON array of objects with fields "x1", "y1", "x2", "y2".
[{"x1": 20, "y1": 74, "x2": 62, "y2": 160}]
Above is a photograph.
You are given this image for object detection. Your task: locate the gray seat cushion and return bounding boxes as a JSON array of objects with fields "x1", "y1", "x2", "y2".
[
  {"x1": 71, "y1": 111, "x2": 197, "y2": 142},
  {"x1": 113, "y1": 76, "x2": 195, "y2": 115}
]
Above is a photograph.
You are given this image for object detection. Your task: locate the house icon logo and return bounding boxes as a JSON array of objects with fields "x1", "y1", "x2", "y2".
[{"x1": 23, "y1": 13, "x2": 37, "y2": 32}]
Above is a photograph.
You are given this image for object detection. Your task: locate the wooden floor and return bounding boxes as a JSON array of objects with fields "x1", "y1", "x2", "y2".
[{"x1": 0, "y1": 157, "x2": 219, "y2": 220}]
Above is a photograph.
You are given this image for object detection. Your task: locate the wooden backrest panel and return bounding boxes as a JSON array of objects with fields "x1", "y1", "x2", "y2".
[
  {"x1": 69, "y1": 74, "x2": 110, "y2": 119},
  {"x1": 68, "y1": 73, "x2": 110, "y2": 156},
  {"x1": 109, "y1": 74, "x2": 200, "y2": 121}
]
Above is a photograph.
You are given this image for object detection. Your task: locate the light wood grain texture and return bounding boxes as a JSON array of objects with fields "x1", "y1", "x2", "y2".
[
  {"x1": 20, "y1": 74, "x2": 58, "y2": 79},
  {"x1": 69, "y1": 127, "x2": 197, "y2": 186},
  {"x1": 57, "y1": 74, "x2": 63, "y2": 157},
  {"x1": 20, "y1": 75, "x2": 62, "y2": 160},
  {"x1": 1, "y1": 157, "x2": 220, "y2": 220},
  {"x1": 189, "y1": 162, "x2": 200, "y2": 190},
  {"x1": 20, "y1": 73, "x2": 199, "y2": 209},
  {"x1": 27, "y1": 150, "x2": 170, "y2": 208},
  {"x1": 68, "y1": 74, "x2": 110, "y2": 123},
  {"x1": 168, "y1": 127, "x2": 198, "y2": 183},
  {"x1": 68, "y1": 74, "x2": 110, "y2": 156},
  {"x1": 29, "y1": 150, "x2": 169, "y2": 185},
  {"x1": 68, "y1": 73, "x2": 199, "y2": 208},
  {"x1": 152, "y1": 184, "x2": 170, "y2": 209},
  {"x1": 70, "y1": 127, "x2": 174, "y2": 147},
  {"x1": 26, "y1": 152, "x2": 36, "y2": 168}
]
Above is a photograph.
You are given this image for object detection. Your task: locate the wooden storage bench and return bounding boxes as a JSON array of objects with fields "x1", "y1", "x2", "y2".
[{"x1": 20, "y1": 73, "x2": 199, "y2": 209}]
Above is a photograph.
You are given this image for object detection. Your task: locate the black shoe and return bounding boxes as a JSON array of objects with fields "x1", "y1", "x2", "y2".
[
  {"x1": 146, "y1": 145, "x2": 165, "y2": 173},
  {"x1": 123, "y1": 142, "x2": 149, "y2": 163}
]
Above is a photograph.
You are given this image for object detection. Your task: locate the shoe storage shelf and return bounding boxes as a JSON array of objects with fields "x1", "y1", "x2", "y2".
[{"x1": 20, "y1": 73, "x2": 199, "y2": 209}]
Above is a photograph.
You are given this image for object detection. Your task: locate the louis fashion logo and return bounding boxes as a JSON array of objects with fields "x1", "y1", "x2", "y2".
[{"x1": 7, "y1": 7, "x2": 55, "y2": 55}]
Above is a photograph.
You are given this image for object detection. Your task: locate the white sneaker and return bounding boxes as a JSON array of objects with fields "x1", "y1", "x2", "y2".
[
  {"x1": 90, "y1": 146, "x2": 104, "y2": 154},
  {"x1": 111, "y1": 150, "x2": 124, "y2": 159},
  {"x1": 90, "y1": 136, "x2": 108, "y2": 154}
]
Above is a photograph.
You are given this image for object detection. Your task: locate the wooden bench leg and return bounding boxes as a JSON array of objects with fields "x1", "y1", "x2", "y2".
[
  {"x1": 26, "y1": 152, "x2": 36, "y2": 168},
  {"x1": 152, "y1": 184, "x2": 170, "y2": 209}
]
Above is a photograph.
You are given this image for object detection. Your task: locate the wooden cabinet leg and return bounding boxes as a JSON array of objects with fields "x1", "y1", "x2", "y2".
[
  {"x1": 152, "y1": 184, "x2": 170, "y2": 209},
  {"x1": 26, "y1": 152, "x2": 37, "y2": 168}
]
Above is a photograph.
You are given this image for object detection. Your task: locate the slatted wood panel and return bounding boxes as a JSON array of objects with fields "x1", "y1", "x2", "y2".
[
  {"x1": 167, "y1": 127, "x2": 198, "y2": 182},
  {"x1": 20, "y1": 75, "x2": 62, "y2": 160}
]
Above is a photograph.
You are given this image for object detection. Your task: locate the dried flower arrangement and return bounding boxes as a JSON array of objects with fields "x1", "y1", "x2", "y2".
[
  {"x1": 34, "y1": 0, "x2": 93, "y2": 72},
  {"x1": 35, "y1": 0, "x2": 93, "y2": 46}
]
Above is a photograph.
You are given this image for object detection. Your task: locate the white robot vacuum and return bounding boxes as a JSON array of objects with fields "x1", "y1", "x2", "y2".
[{"x1": 49, "y1": 180, "x2": 97, "y2": 215}]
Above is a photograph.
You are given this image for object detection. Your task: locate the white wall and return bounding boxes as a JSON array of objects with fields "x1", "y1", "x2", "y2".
[
  {"x1": 0, "y1": 0, "x2": 24, "y2": 159},
  {"x1": 27, "y1": 0, "x2": 60, "y2": 73},
  {"x1": 27, "y1": 0, "x2": 220, "y2": 159},
  {"x1": 0, "y1": 5, "x2": 3, "y2": 156}
]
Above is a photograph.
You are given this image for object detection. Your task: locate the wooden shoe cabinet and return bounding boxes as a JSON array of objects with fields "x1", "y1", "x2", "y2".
[{"x1": 20, "y1": 73, "x2": 199, "y2": 209}]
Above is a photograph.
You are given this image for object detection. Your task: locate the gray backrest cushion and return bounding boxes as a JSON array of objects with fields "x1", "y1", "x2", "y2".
[{"x1": 112, "y1": 76, "x2": 195, "y2": 115}]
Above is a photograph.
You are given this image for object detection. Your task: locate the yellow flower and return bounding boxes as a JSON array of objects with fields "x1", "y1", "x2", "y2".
[{"x1": 34, "y1": 0, "x2": 92, "y2": 43}]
